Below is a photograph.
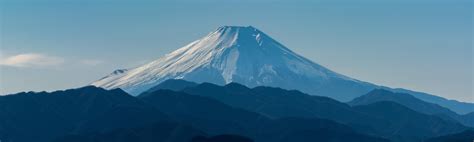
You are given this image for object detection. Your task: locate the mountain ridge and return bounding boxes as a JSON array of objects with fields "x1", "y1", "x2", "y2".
[
  {"x1": 91, "y1": 26, "x2": 373, "y2": 101},
  {"x1": 142, "y1": 80, "x2": 470, "y2": 142},
  {"x1": 349, "y1": 89, "x2": 474, "y2": 127},
  {"x1": 91, "y1": 26, "x2": 474, "y2": 114}
]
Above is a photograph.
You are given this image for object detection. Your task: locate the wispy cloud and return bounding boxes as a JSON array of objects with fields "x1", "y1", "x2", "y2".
[
  {"x1": 79, "y1": 59, "x2": 105, "y2": 66},
  {"x1": 0, "y1": 53, "x2": 65, "y2": 68}
]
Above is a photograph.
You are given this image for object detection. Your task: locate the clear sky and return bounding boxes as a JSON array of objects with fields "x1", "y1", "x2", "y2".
[{"x1": 0, "y1": 0, "x2": 472, "y2": 102}]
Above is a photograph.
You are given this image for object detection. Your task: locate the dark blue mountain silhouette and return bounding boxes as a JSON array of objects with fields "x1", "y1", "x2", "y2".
[
  {"x1": 192, "y1": 135, "x2": 254, "y2": 142},
  {"x1": 138, "y1": 89, "x2": 387, "y2": 142},
  {"x1": 0, "y1": 86, "x2": 167, "y2": 142},
  {"x1": 148, "y1": 79, "x2": 470, "y2": 142},
  {"x1": 0, "y1": 85, "x2": 386, "y2": 142},
  {"x1": 352, "y1": 101, "x2": 468, "y2": 142},
  {"x1": 426, "y1": 130, "x2": 474, "y2": 142},
  {"x1": 139, "y1": 89, "x2": 269, "y2": 137},
  {"x1": 0, "y1": 81, "x2": 470, "y2": 142},
  {"x1": 181, "y1": 82, "x2": 362, "y2": 122},
  {"x1": 54, "y1": 122, "x2": 205, "y2": 142},
  {"x1": 390, "y1": 88, "x2": 474, "y2": 114},
  {"x1": 349, "y1": 89, "x2": 474, "y2": 127},
  {"x1": 146, "y1": 79, "x2": 199, "y2": 93}
]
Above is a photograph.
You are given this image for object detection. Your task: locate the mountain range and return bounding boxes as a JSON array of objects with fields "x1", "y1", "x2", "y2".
[
  {"x1": 91, "y1": 26, "x2": 473, "y2": 114},
  {"x1": 152, "y1": 79, "x2": 472, "y2": 142},
  {"x1": 1, "y1": 26, "x2": 472, "y2": 142},
  {"x1": 349, "y1": 89, "x2": 474, "y2": 127},
  {"x1": 1, "y1": 81, "x2": 472, "y2": 142}
]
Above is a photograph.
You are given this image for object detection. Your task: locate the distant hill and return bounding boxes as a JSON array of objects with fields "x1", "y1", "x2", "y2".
[
  {"x1": 425, "y1": 130, "x2": 474, "y2": 142},
  {"x1": 0, "y1": 81, "x2": 469, "y2": 142},
  {"x1": 0, "y1": 85, "x2": 386, "y2": 142},
  {"x1": 147, "y1": 80, "x2": 470, "y2": 142},
  {"x1": 352, "y1": 101, "x2": 468, "y2": 142},
  {"x1": 349, "y1": 89, "x2": 474, "y2": 127},
  {"x1": 138, "y1": 89, "x2": 387, "y2": 142},
  {"x1": 138, "y1": 89, "x2": 270, "y2": 137},
  {"x1": 53, "y1": 122, "x2": 205, "y2": 142},
  {"x1": 390, "y1": 88, "x2": 474, "y2": 115},
  {"x1": 0, "y1": 86, "x2": 167, "y2": 142},
  {"x1": 192, "y1": 135, "x2": 254, "y2": 142},
  {"x1": 146, "y1": 79, "x2": 199, "y2": 93}
]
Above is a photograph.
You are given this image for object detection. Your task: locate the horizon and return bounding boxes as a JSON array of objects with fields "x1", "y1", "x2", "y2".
[{"x1": 0, "y1": 0, "x2": 472, "y2": 102}]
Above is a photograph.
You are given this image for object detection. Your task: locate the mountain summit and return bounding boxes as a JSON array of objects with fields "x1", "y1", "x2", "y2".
[
  {"x1": 91, "y1": 26, "x2": 474, "y2": 114},
  {"x1": 92, "y1": 26, "x2": 373, "y2": 99},
  {"x1": 92, "y1": 26, "x2": 374, "y2": 100}
]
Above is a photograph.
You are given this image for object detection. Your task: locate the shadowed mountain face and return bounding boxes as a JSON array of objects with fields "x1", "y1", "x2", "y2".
[
  {"x1": 192, "y1": 135, "x2": 254, "y2": 142},
  {"x1": 462, "y1": 112, "x2": 474, "y2": 127},
  {"x1": 0, "y1": 80, "x2": 470, "y2": 142},
  {"x1": 425, "y1": 130, "x2": 474, "y2": 142},
  {"x1": 352, "y1": 101, "x2": 468, "y2": 142},
  {"x1": 146, "y1": 79, "x2": 199, "y2": 93},
  {"x1": 138, "y1": 89, "x2": 270, "y2": 137},
  {"x1": 253, "y1": 117, "x2": 388, "y2": 142},
  {"x1": 390, "y1": 88, "x2": 474, "y2": 115},
  {"x1": 54, "y1": 122, "x2": 205, "y2": 142},
  {"x1": 349, "y1": 89, "x2": 474, "y2": 127},
  {"x1": 0, "y1": 86, "x2": 168, "y2": 142},
  {"x1": 146, "y1": 80, "x2": 471, "y2": 142},
  {"x1": 146, "y1": 79, "x2": 203, "y2": 92},
  {"x1": 138, "y1": 89, "x2": 387, "y2": 142},
  {"x1": 180, "y1": 82, "x2": 362, "y2": 122},
  {"x1": 0, "y1": 85, "x2": 387, "y2": 142},
  {"x1": 150, "y1": 79, "x2": 357, "y2": 121},
  {"x1": 350, "y1": 89, "x2": 456, "y2": 115}
]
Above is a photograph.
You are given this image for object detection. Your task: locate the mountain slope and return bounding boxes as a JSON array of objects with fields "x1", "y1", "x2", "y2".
[
  {"x1": 0, "y1": 85, "x2": 387, "y2": 142},
  {"x1": 352, "y1": 101, "x2": 468, "y2": 142},
  {"x1": 390, "y1": 88, "x2": 474, "y2": 114},
  {"x1": 0, "y1": 86, "x2": 168, "y2": 142},
  {"x1": 147, "y1": 80, "x2": 469, "y2": 141},
  {"x1": 349, "y1": 89, "x2": 474, "y2": 127},
  {"x1": 91, "y1": 26, "x2": 474, "y2": 114},
  {"x1": 192, "y1": 135, "x2": 254, "y2": 142},
  {"x1": 145, "y1": 79, "x2": 199, "y2": 93},
  {"x1": 91, "y1": 26, "x2": 374, "y2": 102},
  {"x1": 462, "y1": 112, "x2": 474, "y2": 127},
  {"x1": 54, "y1": 122, "x2": 205, "y2": 142},
  {"x1": 181, "y1": 82, "x2": 365, "y2": 122},
  {"x1": 425, "y1": 130, "x2": 474, "y2": 142},
  {"x1": 349, "y1": 89, "x2": 456, "y2": 116},
  {"x1": 138, "y1": 89, "x2": 270, "y2": 137},
  {"x1": 138, "y1": 89, "x2": 387, "y2": 142}
]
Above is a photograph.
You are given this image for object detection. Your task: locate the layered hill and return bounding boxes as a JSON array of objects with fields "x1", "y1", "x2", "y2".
[{"x1": 144, "y1": 80, "x2": 471, "y2": 142}]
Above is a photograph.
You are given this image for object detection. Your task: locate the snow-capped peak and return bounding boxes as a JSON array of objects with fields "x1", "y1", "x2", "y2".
[{"x1": 92, "y1": 26, "x2": 361, "y2": 98}]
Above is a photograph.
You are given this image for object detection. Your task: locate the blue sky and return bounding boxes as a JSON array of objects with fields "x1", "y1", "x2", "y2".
[{"x1": 0, "y1": 0, "x2": 472, "y2": 102}]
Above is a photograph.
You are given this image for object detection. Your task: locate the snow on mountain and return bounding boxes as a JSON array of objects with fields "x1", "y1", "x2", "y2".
[
  {"x1": 92, "y1": 25, "x2": 473, "y2": 114},
  {"x1": 92, "y1": 26, "x2": 375, "y2": 101}
]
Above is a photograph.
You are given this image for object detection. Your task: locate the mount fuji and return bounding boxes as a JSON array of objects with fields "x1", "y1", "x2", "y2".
[
  {"x1": 92, "y1": 26, "x2": 473, "y2": 113},
  {"x1": 92, "y1": 26, "x2": 373, "y2": 100}
]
